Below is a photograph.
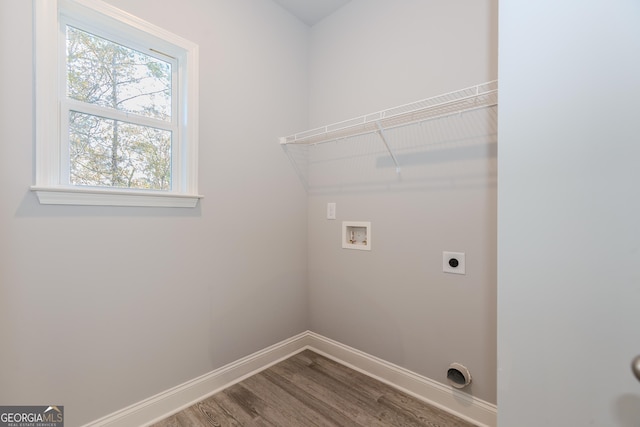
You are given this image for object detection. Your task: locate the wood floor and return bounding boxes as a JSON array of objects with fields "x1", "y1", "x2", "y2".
[{"x1": 150, "y1": 350, "x2": 476, "y2": 427}]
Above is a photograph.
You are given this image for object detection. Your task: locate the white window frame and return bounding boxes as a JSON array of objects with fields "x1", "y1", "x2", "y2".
[{"x1": 32, "y1": 0, "x2": 202, "y2": 207}]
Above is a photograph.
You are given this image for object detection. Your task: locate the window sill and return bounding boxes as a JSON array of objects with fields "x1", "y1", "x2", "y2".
[{"x1": 30, "y1": 186, "x2": 203, "y2": 207}]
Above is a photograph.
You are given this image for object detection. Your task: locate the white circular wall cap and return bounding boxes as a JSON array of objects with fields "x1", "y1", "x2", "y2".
[{"x1": 447, "y1": 362, "x2": 472, "y2": 389}]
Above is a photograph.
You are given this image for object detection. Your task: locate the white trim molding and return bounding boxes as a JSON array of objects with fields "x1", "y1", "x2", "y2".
[
  {"x1": 81, "y1": 332, "x2": 312, "y2": 427},
  {"x1": 81, "y1": 331, "x2": 497, "y2": 427},
  {"x1": 30, "y1": 186, "x2": 203, "y2": 208},
  {"x1": 33, "y1": 0, "x2": 201, "y2": 208},
  {"x1": 305, "y1": 332, "x2": 497, "y2": 427}
]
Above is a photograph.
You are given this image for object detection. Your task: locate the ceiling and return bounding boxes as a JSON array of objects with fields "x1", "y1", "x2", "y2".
[{"x1": 271, "y1": 0, "x2": 352, "y2": 26}]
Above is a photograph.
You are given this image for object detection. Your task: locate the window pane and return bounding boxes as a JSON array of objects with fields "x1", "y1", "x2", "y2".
[
  {"x1": 66, "y1": 26, "x2": 172, "y2": 121},
  {"x1": 69, "y1": 111, "x2": 171, "y2": 190}
]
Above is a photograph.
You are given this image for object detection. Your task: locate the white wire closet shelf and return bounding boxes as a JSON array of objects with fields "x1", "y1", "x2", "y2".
[
  {"x1": 280, "y1": 81, "x2": 498, "y2": 191},
  {"x1": 279, "y1": 80, "x2": 498, "y2": 149}
]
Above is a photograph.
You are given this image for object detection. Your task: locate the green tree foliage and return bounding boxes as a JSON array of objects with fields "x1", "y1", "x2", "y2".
[{"x1": 66, "y1": 26, "x2": 172, "y2": 190}]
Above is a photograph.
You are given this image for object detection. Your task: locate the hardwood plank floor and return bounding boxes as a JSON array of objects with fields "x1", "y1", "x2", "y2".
[{"x1": 150, "y1": 350, "x2": 477, "y2": 427}]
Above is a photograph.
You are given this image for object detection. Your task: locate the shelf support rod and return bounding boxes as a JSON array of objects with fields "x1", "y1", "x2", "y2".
[{"x1": 375, "y1": 121, "x2": 401, "y2": 174}]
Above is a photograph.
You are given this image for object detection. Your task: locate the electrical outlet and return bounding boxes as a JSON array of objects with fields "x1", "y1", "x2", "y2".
[{"x1": 443, "y1": 251, "x2": 465, "y2": 275}]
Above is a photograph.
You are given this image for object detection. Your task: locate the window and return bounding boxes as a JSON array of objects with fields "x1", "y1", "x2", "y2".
[{"x1": 33, "y1": 0, "x2": 201, "y2": 207}]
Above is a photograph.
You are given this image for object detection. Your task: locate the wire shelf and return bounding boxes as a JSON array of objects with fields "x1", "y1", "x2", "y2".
[{"x1": 279, "y1": 81, "x2": 498, "y2": 146}]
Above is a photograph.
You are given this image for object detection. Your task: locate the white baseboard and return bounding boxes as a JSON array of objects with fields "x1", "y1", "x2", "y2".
[
  {"x1": 82, "y1": 331, "x2": 496, "y2": 427},
  {"x1": 304, "y1": 331, "x2": 497, "y2": 427},
  {"x1": 81, "y1": 332, "x2": 312, "y2": 427}
]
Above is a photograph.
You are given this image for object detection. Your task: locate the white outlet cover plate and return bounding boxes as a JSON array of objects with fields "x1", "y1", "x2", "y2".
[
  {"x1": 327, "y1": 202, "x2": 336, "y2": 220},
  {"x1": 443, "y1": 251, "x2": 465, "y2": 274}
]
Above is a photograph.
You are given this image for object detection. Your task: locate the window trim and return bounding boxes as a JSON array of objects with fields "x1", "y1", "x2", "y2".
[{"x1": 32, "y1": 0, "x2": 202, "y2": 207}]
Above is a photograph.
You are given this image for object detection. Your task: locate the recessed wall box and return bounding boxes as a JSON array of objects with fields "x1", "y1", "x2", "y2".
[{"x1": 342, "y1": 221, "x2": 371, "y2": 251}]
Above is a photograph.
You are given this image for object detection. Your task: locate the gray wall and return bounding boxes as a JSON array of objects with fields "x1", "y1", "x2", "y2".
[
  {"x1": 1, "y1": 0, "x2": 500, "y2": 424},
  {"x1": 305, "y1": 0, "x2": 498, "y2": 404},
  {"x1": 0, "y1": 1, "x2": 308, "y2": 425}
]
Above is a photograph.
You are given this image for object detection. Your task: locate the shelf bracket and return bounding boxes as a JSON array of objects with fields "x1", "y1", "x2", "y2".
[{"x1": 375, "y1": 121, "x2": 401, "y2": 173}]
